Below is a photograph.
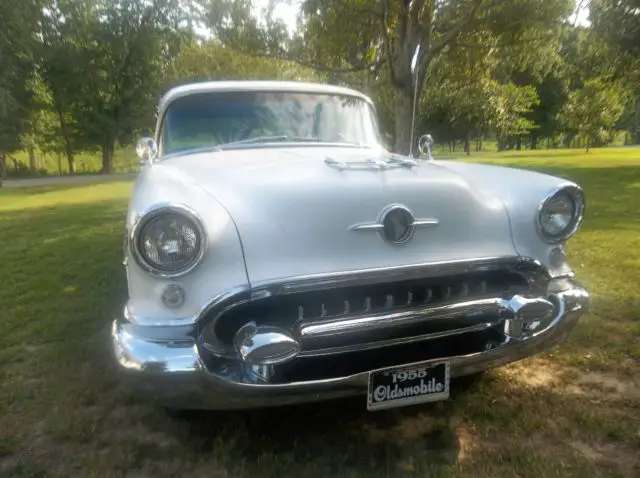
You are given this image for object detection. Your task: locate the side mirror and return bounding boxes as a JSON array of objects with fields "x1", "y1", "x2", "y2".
[
  {"x1": 136, "y1": 137, "x2": 158, "y2": 165},
  {"x1": 418, "y1": 134, "x2": 434, "y2": 160}
]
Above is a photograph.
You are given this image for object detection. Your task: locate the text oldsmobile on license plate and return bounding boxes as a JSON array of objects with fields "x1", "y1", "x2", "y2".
[{"x1": 367, "y1": 361, "x2": 450, "y2": 411}]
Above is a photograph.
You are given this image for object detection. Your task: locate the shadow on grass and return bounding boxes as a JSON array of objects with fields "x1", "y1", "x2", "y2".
[{"x1": 129, "y1": 364, "x2": 638, "y2": 477}]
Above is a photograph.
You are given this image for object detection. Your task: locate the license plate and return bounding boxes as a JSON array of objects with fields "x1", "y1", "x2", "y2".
[{"x1": 367, "y1": 361, "x2": 450, "y2": 411}]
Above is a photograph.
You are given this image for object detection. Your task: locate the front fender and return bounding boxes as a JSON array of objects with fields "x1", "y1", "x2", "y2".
[
  {"x1": 124, "y1": 164, "x2": 249, "y2": 326},
  {"x1": 433, "y1": 160, "x2": 578, "y2": 278}
]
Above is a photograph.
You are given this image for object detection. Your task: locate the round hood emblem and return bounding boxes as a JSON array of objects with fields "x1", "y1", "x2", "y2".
[{"x1": 381, "y1": 206, "x2": 415, "y2": 244}]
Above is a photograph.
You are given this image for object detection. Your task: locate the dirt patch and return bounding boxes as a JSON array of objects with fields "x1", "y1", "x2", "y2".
[
  {"x1": 454, "y1": 424, "x2": 476, "y2": 463},
  {"x1": 501, "y1": 360, "x2": 640, "y2": 403},
  {"x1": 362, "y1": 410, "x2": 443, "y2": 443},
  {"x1": 571, "y1": 441, "x2": 639, "y2": 478},
  {"x1": 499, "y1": 358, "x2": 565, "y2": 388},
  {"x1": 567, "y1": 371, "x2": 640, "y2": 400}
]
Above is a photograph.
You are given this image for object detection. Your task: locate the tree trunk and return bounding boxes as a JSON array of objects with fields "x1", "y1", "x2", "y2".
[
  {"x1": 67, "y1": 151, "x2": 76, "y2": 175},
  {"x1": 464, "y1": 133, "x2": 471, "y2": 156},
  {"x1": 634, "y1": 90, "x2": 640, "y2": 144},
  {"x1": 393, "y1": 86, "x2": 413, "y2": 155},
  {"x1": 56, "y1": 106, "x2": 75, "y2": 174},
  {"x1": 0, "y1": 153, "x2": 5, "y2": 187},
  {"x1": 531, "y1": 134, "x2": 538, "y2": 150},
  {"x1": 28, "y1": 147, "x2": 37, "y2": 171},
  {"x1": 101, "y1": 137, "x2": 115, "y2": 174}
]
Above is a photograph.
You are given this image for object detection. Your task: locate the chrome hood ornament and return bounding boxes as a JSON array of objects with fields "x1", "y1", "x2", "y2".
[{"x1": 349, "y1": 205, "x2": 440, "y2": 245}]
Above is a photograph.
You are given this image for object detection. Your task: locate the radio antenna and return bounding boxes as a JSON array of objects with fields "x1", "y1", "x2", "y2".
[{"x1": 408, "y1": 43, "x2": 421, "y2": 158}]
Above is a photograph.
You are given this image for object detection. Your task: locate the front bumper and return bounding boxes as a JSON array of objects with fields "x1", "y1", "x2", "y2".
[{"x1": 111, "y1": 279, "x2": 588, "y2": 410}]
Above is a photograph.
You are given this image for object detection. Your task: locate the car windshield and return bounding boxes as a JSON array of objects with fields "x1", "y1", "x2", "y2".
[{"x1": 160, "y1": 90, "x2": 381, "y2": 155}]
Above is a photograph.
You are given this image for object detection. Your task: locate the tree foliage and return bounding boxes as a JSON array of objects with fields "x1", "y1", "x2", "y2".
[
  {"x1": 200, "y1": 0, "x2": 575, "y2": 153},
  {"x1": 0, "y1": 0, "x2": 41, "y2": 155},
  {"x1": 591, "y1": 0, "x2": 640, "y2": 58},
  {"x1": 560, "y1": 77, "x2": 626, "y2": 151},
  {"x1": 0, "y1": 0, "x2": 639, "y2": 181}
]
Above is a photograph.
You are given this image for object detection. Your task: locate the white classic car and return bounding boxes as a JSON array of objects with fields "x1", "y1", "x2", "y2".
[{"x1": 112, "y1": 80, "x2": 589, "y2": 411}]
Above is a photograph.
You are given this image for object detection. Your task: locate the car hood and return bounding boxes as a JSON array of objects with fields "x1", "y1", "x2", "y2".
[{"x1": 161, "y1": 147, "x2": 517, "y2": 284}]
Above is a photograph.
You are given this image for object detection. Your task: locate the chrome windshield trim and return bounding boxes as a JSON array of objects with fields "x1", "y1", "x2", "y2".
[{"x1": 161, "y1": 142, "x2": 374, "y2": 160}]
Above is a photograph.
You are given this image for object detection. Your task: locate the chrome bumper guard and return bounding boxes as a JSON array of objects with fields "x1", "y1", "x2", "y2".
[{"x1": 111, "y1": 279, "x2": 588, "y2": 410}]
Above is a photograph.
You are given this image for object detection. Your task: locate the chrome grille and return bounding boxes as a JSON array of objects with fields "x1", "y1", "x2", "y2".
[{"x1": 213, "y1": 270, "x2": 530, "y2": 345}]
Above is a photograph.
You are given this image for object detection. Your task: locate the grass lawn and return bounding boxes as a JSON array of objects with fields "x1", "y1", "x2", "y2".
[{"x1": 1, "y1": 148, "x2": 639, "y2": 477}]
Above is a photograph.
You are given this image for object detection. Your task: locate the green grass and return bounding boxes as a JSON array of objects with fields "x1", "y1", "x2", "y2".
[
  {"x1": 6, "y1": 147, "x2": 138, "y2": 177},
  {"x1": 0, "y1": 147, "x2": 639, "y2": 477}
]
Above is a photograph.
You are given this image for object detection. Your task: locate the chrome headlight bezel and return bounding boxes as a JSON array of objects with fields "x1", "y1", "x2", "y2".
[
  {"x1": 536, "y1": 184, "x2": 585, "y2": 244},
  {"x1": 130, "y1": 203, "x2": 206, "y2": 278}
]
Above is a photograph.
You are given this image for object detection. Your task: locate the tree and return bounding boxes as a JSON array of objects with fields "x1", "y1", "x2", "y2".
[
  {"x1": 490, "y1": 82, "x2": 540, "y2": 150},
  {"x1": 559, "y1": 78, "x2": 625, "y2": 151},
  {"x1": 38, "y1": 0, "x2": 90, "y2": 174},
  {"x1": 0, "y1": 0, "x2": 41, "y2": 184},
  {"x1": 38, "y1": 0, "x2": 190, "y2": 174},
  {"x1": 200, "y1": 0, "x2": 574, "y2": 154},
  {"x1": 590, "y1": 0, "x2": 640, "y2": 143},
  {"x1": 591, "y1": 0, "x2": 640, "y2": 58},
  {"x1": 164, "y1": 40, "x2": 318, "y2": 89}
]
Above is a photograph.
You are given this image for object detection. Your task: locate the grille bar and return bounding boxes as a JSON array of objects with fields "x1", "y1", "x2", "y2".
[
  {"x1": 298, "y1": 321, "x2": 499, "y2": 357},
  {"x1": 297, "y1": 297, "x2": 504, "y2": 340}
]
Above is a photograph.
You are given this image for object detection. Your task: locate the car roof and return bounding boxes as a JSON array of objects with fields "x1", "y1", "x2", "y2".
[{"x1": 156, "y1": 80, "x2": 374, "y2": 115}]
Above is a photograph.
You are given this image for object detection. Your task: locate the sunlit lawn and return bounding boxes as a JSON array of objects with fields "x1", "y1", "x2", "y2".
[{"x1": 0, "y1": 148, "x2": 638, "y2": 477}]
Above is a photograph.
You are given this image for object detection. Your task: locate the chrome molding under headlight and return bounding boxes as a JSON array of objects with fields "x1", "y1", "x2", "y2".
[
  {"x1": 129, "y1": 203, "x2": 206, "y2": 278},
  {"x1": 536, "y1": 183, "x2": 585, "y2": 244}
]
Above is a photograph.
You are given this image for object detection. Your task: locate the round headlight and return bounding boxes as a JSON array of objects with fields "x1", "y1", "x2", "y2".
[
  {"x1": 132, "y1": 205, "x2": 205, "y2": 276},
  {"x1": 537, "y1": 185, "x2": 585, "y2": 243}
]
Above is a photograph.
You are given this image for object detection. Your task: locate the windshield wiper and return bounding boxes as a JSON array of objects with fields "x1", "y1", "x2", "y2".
[
  {"x1": 216, "y1": 135, "x2": 366, "y2": 150},
  {"x1": 216, "y1": 135, "x2": 329, "y2": 149}
]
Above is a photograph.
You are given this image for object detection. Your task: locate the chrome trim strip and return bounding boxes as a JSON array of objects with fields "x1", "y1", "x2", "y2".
[
  {"x1": 413, "y1": 219, "x2": 441, "y2": 226},
  {"x1": 297, "y1": 295, "x2": 553, "y2": 339},
  {"x1": 349, "y1": 219, "x2": 440, "y2": 231},
  {"x1": 129, "y1": 203, "x2": 207, "y2": 279},
  {"x1": 296, "y1": 294, "x2": 555, "y2": 357},
  {"x1": 298, "y1": 321, "x2": 499, "y2": 357},
  {"x1": 297, "y1": 298, "x2": 505, "y2": 339},
  {"x1": 536, "y1": 183, "x2": 586, "y2": 244}
]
